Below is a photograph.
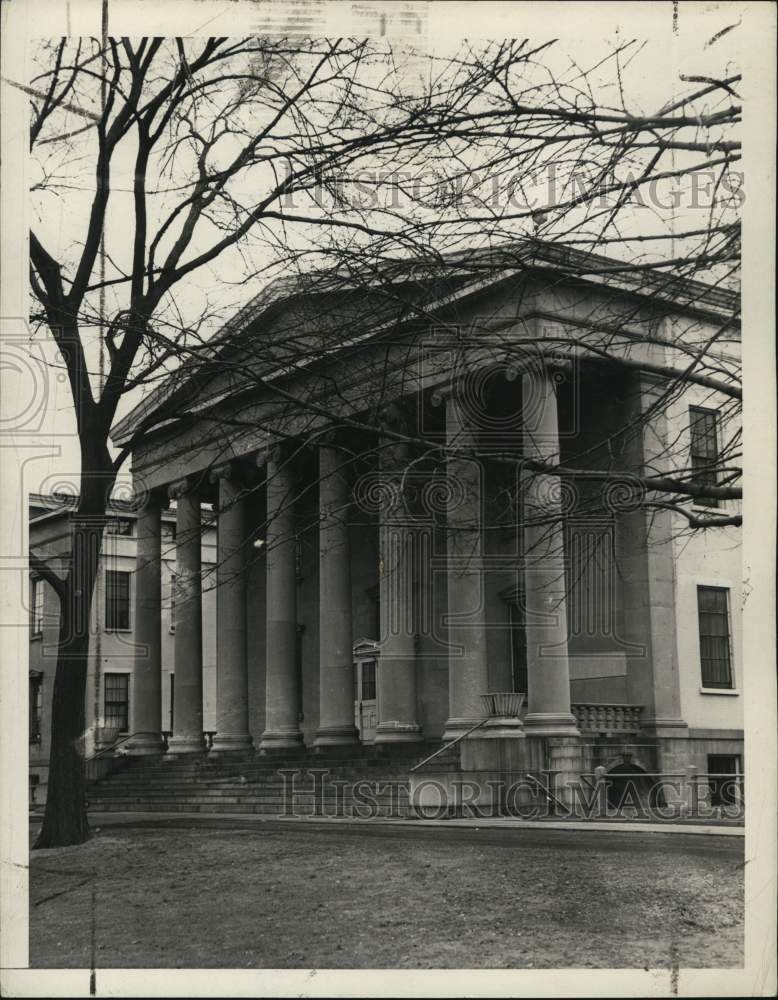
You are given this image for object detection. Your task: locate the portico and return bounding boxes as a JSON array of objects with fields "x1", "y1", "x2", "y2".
[
  {"x1": 109, "y1": 244, "x2": 738, "y2": 794},
  {"x1": 126, "y1": 363, "x2": 580, "y2": 758}
]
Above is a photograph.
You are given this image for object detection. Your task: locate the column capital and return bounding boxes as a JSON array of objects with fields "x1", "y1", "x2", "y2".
[
  {"x1": 168, "y1": 477, "x2": 198, "y2": 501},
  {"x1": 316, "y1": 427, "x2": 353, "y2": 454},
  {"x1": 131, "y1": 481, "x2": 169, "y2": 512},
  {"x1": 260, "y1": 440, "x2": 301, "y2": 468},
  {"x1": 378, "y1": 399, "x2": 411, "y2": 427},
  {"x1": 209, "y1": 460, "x2": 236, "y2": 484}
]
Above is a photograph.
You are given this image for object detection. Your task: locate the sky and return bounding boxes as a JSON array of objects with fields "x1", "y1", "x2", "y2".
[{"x1": 14, "y1": 1, "x2": 745, "y2": 500}]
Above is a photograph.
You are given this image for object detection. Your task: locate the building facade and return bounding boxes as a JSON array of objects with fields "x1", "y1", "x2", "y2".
[
  {"x1": 29, "y1": 494, "x2": 217, "y2": 803},
  {"x1": 32, "y1": 244, "x2": 743, "y2": 809}
]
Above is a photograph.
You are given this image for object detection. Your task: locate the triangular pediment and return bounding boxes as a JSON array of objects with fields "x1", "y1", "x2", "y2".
[{"x1": 353, "y1": 637, "x2": 380, "y2": 657}]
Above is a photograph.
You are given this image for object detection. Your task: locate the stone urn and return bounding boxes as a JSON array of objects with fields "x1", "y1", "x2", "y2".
[{"x1": 480, "y1": 692, "x2": 525, "y2": 718}]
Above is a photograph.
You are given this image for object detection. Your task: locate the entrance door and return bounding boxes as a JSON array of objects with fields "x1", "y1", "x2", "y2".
[{"x1": 354, "y1": 657, "x2": 378, "y2": 742}]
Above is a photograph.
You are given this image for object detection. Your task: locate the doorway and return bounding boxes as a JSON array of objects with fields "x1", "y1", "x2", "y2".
[{"x1": 353, "y1": 639, "x2": 379, "y2": 742}]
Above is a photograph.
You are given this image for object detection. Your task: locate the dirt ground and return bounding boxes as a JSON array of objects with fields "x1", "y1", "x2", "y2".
[{"x1": 29, "y1": 822, "x2": 743, "y2": 969}]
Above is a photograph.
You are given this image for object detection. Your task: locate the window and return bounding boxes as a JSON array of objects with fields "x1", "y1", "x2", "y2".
[
  {"x1": 361, "y1": 660, "x2": 377, "y2": 701},
  {"x1": 105, "y1": 517, "x2": 133, "y2": 536},
  {"x1": 689, "y1": 406, "x2": 720, "y2": 508},
  {"x1": 697, "y1": 586, "x2": 733, "y2": 689},
  {"x1": 29, "y1": 672, "x2": 42, "y2": 743},
  {"x1": 169, "y1": 573, "x2": 177, "y2": 634},
  {"x1": 30, "y1": 578, "x2": 44, "y2": 635},
  {"x1": 105, "y1": 569, "x2": 131, "y2": 631},
  {"x1": 104, "y1": 673, "x2": 129, "y2": 732},
  {"x1": 161, "y1": 520, "x2": 176, "y2": 542},
  {"x1": 707, "y1": 754, "x2": 742, "y2": 806}
]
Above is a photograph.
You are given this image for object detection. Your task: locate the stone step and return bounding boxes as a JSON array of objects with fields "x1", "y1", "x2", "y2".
[
  {"x1": 89, "y1": 786, "x2": 408, "y2": 800},
  {"x1": 84, "y1": 742, "x2": 448, "y2": 815},
  {"x1": 88, "y1": 795, "x2": 407, "y2": 808},
  {"x1": 87, "y1": 800, "x2": 413, "y2": 816}
]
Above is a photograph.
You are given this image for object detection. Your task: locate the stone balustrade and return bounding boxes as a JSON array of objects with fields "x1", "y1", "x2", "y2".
[{"x1": 571, "y1": 703, "x2": 643, "y2": 734}]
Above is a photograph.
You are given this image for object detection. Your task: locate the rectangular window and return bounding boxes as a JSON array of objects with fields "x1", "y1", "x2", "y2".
[
  {"x1": 31, "y1": 578, "x2": 44, "y2": 635},
  {"x1": 361, "y1": 660, "x2": 377, "y2": 701},
  {"x1": 697, "y1": 586, "x2": 733, "y2": 689},
  {"x1": 29, "y1": 673, "x2": 42, "y2": 743},
  {"x1": 104, "y1": 673, "x2": 129, "y2": 733},
  {"x1": 689, "y1": 406, "x2": 720, "y2": 508},
  {"x1": 105, "y1": 517, "x2": 133, "y2": 536},
  {"x1": 707, "y1": 754, "x2": 742, "y2": 807},
  {"x1": 169, "y1": 573, "x2": 177, "y2": 634},
  {"x1": 105, "y1": 569, "x2": 131, "y2": 631}
]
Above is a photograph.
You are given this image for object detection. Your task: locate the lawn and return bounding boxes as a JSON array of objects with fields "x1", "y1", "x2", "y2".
[{"x1": 29, "y1": 821, "x2": 743, "y2": 969}]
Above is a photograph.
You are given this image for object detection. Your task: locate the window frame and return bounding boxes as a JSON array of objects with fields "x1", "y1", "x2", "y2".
[
  {"x1": 105, "y1": 517, "x2": 134, "y2": 537},
  {"x1": 689, "y1": 405, "x2": 721, "y2": 510},
  {"x1": 29, "y1": 673, "x2": 43, "y2": 743},
  {"x1": 707, "y1": 754, "x2": 743, "y2": 807},
  {"x1": 30, "y1": 577, "x2": 45, "y2": 637},
  {"x1": 104, "y1": 568, "x2": 132, "y2": 632},
  {"x1": 103, "y1": 671, "x2": 130, "y2": 734},
  {"x1": 168, "y1": 571, "x2": 177, "y2": 634},
  {"x1": 697, "y1": 585, "x2": 734, "y2": 691}
]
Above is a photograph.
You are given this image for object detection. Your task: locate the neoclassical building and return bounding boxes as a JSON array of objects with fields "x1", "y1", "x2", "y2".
[{"x1": 100, "y1": 241, "x2": 742, "y2": 804}]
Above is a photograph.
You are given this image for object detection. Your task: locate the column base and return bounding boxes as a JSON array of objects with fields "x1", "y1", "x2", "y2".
[
  {"x1": 522, "y1": 712, "x2": 580, "y2": 738},
  {"x1": 210, "y1": 732, "x2": 254, "y2": 755},
  {"x1": 481, "y1": 717, "x2": 526, "y2": 739},
  {"x1": 259, "y1": 728, "x2": 304, "y2": 751},
  {"x1": 165, "y1": 735, "x2": 207, "y2": 756},
  {"x1": 373, "y1": 722, "x2": 424, "y2": 744},
  {"x1": 313, "y1": 724, "x2": 360, "y2": 747},
  {"x1": 125, "y1": 733, "x2": 164, "y2": 756},
  {"x1": 442, "y1": 717, "x2": 488, "y2": 741}
]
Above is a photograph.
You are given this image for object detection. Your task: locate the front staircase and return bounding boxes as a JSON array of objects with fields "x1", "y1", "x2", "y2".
[{"x1": 86, "y1": 743, "x2": 456, "y2": 819}]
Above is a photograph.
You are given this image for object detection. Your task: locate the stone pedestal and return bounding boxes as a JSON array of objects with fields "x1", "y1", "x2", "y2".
[{"x1": 547, "y1": 736, "x2": 584, "y2": 809}]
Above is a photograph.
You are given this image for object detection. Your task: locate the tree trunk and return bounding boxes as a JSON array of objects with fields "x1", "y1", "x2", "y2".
[{"x1": 33, "y1": 511, "x2": 106, "y2": 849}]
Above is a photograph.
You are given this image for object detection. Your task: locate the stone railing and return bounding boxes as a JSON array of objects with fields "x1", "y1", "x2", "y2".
[{"x1": 572, "y1": 703, "x2": 643, "y2": 734}]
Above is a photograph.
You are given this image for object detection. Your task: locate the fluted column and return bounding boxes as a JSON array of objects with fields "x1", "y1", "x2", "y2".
[
  {"x1": 315, "y1": 438, "x2": 359, "y2": 747},
  {"x1": 260, "y1": 446, "x2": 303, "y2": 749},
  {"x1": 210, "y1": 464, "x2": 253, "y2": 754},
  {"x1": 444, "y1": 394, "x2": 489, "y2": 739},
  {"x1": 127, "y1": 490, "x2": 164, "y2": 755},
  {"x1": 166, "y1": 480, "x2": 206, "y2": 754},
  {"x1": 521, "y1": 364, "x2": 578, "y2": 736},
  {"x1": 375, "y1": 410, "x2": 422, "y2": 743}
]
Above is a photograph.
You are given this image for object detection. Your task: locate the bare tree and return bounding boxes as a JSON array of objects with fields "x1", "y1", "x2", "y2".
[{"x1": 28, "y1": 33, "x2": 740, "y2": 846}]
